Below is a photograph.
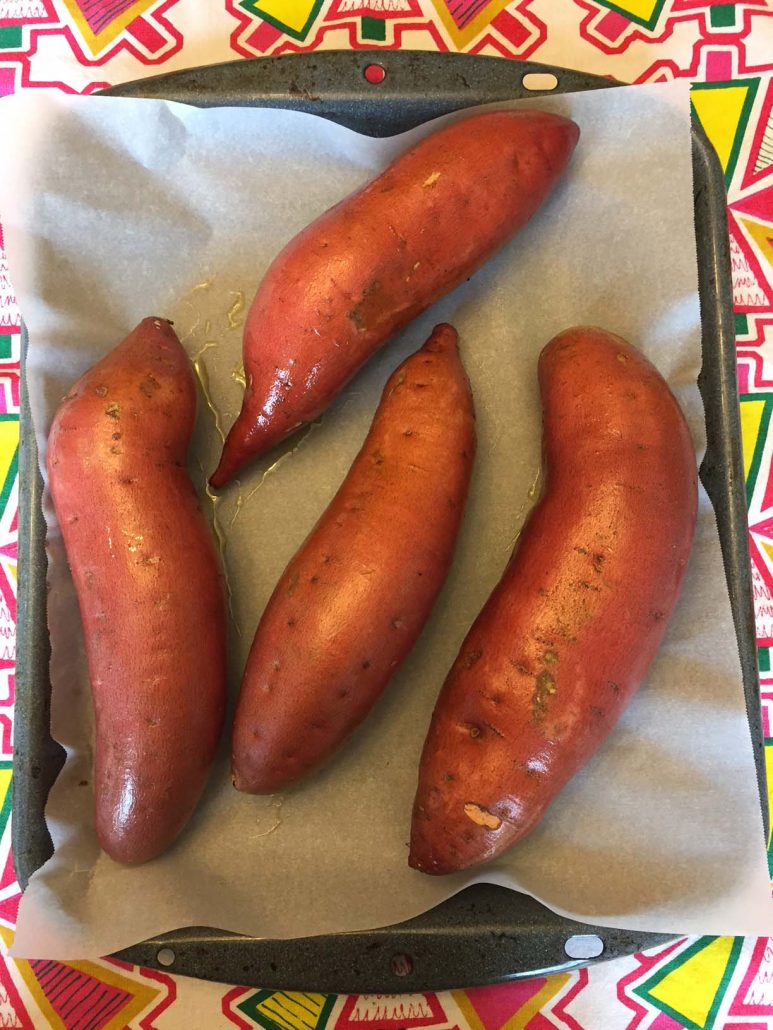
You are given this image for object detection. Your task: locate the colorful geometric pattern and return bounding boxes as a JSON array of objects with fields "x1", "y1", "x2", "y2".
[
  {"x1": 631, "y1": 937, "x2": 744, "y2": 1029},
  {"x1": 228, "y1": 990, "x2": 336, "y2": 1030},
  {"x1": 0, "y1": 1, "x2": 771, "y2": 1027},
  {"x1": 0, "y1": 927, "x2": 177, "y2": 1028}
]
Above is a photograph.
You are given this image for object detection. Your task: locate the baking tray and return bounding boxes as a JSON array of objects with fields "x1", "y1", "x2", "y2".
[{"x1": 13, "y1": 51, "x2": 762, "y2": 990}]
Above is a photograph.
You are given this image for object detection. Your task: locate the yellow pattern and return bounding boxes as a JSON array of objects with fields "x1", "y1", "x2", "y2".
[
  {"x1": 255, "y1": 992, "x2": 329, "y2": 1030},
  {"x1": 0, "y1": 422, "x2": 16, "y2": 496},
  {"x1": 453, "y1": 974, "x2": 572, "y2": 1030},
  {"x1": 0, "y1": 929, "x2": 162, "y2": 1030},
  {"x1": 0, "y1": 768, "x2": 10, "y2": 818},
  {"x1": 60, "y1": 0, "x2": 161, "y2": 56},
  {"x1": 739, "y1": 216, "x2": 773, "y2": 271},
  {"x1": 692, "y1": 85, "x2": 752, "y2": 176},
  {"x1": 0, "y1": 420, "x2": 18, "y2": 596},
  {"x1": 431, "y1": 0, "x2": 512, "y2": 50},
  {"x1": 252, "y1": 0, "x2": 318, "y2": 35},
  {"x1": 601, "y1": 0, "x2": 660, "y2": 20},
  {"x1": 765, "y1": 742, "x2": 773, "y2": 849},
  {"x1": 647, "y1": 936, "x2": 736, "y2": 1028},
  {"x1": 740, "y1": 397, "x2": 765, "y2": 482}
]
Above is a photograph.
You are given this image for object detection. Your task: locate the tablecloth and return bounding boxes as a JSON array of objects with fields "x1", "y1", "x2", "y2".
[{"x1": 0, "y1": 2, "x2": 771, "y2": 1027}]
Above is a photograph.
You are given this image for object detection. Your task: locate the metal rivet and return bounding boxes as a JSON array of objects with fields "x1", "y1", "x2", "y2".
[
  {"x1": 522, "y1": 72, "x2": 559, "y2": 92},
  {"x1": 156, "y1": 947, "x2": 176, "y2": 967},
  {"x1": 564, "y1": 934, "x2": 604, "y2": 959},
  {"x1": 364, "y1": 64, "x2": 386, "y2": 85},
  {"x1": 390, "y1": 952, "x2": 413, "y2": 976}
]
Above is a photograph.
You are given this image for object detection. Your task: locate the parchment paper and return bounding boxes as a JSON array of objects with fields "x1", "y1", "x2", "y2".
[{"x1": 2, "y1": 80, "x2": 772, "y2": 960}]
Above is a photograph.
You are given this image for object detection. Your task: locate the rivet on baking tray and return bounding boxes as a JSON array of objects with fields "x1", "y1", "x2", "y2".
[
  {"x1": 364, "y1": 64, "x2": 386, "y2": 85},
  {"x1": 390, "y1": 952, "x2": 413, "y2": 976},
  {"x1": 564, "y1": 934, "x2": 604, "y2": 960},
  {"x1": 522, "y1": 72, "x2": 559, "y2": 92}
]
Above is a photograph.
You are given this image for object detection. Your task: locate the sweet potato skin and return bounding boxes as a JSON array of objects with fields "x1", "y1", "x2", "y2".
[
  {"x1": 409, "y1": 326, "x2": 698, "y2": 875},
  {"x1": 47, "y1": 318, "x2": 227, "y2": 865},
  {"x1": 232, "y1": 324, "x2": 476, "y2": 793},
  {"x1": 211, "y1": 110, "x2": 579, "y2": 487}
]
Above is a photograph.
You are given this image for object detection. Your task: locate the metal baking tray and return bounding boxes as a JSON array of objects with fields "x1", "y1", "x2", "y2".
[{"x1": 13, "y1": 51, "x2": 763, "y2": 991}]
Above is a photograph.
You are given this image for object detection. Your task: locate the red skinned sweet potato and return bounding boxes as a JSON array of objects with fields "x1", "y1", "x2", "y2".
[
  {"x1": 47, "y1": 317, "x2": 227, "y2": 864},
  {"x1": 409, "y1": 326, "x2": 698, "y2": 875},
  {"x1": 232, "y1": 323, "x2": 475, "y2": 793},
  {"x1": 211, "y1": 110, "x2": 579, "y2": 487}
]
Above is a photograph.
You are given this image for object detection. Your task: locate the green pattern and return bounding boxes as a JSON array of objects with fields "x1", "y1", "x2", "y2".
[
  {"x1": 0, "y1": 26, "x2": 22, "y2": 49},
  {"x1": 362, "y1": 16, "x2": 386, "y2": 41},
  {"x1": 759, "y1": 646, "x2": 770, "y2": 673},
  {"x1": 709, "y1": 5, "x2": 737, "y2": 29}
]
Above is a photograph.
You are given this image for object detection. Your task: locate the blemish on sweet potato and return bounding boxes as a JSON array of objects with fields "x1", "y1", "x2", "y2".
[
  {"x1": 463, "y1": 803, "x2": 501, "y2": 830},
  {"x1": 463, "y1": 649, "x2": 483, "y2": 668},
  {"x1": 140, "y1": 375, "x2": 161, "y2": 398},
  {"x1": 532, "y1": 670, "x2": 556, "y2": 720}
]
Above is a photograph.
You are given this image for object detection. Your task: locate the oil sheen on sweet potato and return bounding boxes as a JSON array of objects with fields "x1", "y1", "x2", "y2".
[
  {"x1": 231, "y1": 324, "x2": 475, "y2": 793},
  {"x1": 409, "y1": 326, "x2": 698, "y2": 875},
  {"x1": 211, "y1": 110, "x2": 579, "y2": 487},
  {"x1": 47, "y1": 318, "x2": 227, "y2": 865}
]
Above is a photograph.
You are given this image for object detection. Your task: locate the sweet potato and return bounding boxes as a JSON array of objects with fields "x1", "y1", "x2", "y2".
[
  {"x1": 47, "y1": 318, "x2": 227, "y2": 864},
  {"x1": 409, "y1": 326, "x2": 697, "y2": 875},
  {"x1": 232, "y1": 323, "x2": 475, "y2": 793},
  {"x1": 211, "y1": 110, "x2": 579, "y2": 487}
]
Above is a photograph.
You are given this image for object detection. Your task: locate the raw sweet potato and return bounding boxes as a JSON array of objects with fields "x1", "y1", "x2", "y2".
[
  {"x1": 211, "y1": 110, "x2": 579, "y2": 487},
  {"x1": 232, "y1": 323, "x2": 475, "y2": 793},
  {"x1": 47, "y1": 318, "x2": 227, "y2": 864},
  {"x1": 409, "y1": 326, "x2": 697, "y2": 875}
]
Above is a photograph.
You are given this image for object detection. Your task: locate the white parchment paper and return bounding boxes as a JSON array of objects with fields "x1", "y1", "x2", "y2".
[{"x1": 2, "y1": 80, "x2": 772, "y2": 959}]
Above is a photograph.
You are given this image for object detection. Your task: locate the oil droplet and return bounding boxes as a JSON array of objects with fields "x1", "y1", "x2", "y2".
[
  {"x1": 192, "y1": 349, "x2": 226, "y2": 446},
  {"x1": 231, "y1": 364, "x2": 247, "y2": 389},
  {"x1": 253, "y1": 796, "x2": 283, "y2": 838},
  {"x1": 230, "y1": 419, "x2": 323, "y2": 526},
  {"x1": 227, "y1": 291, "x2": 245, "y2": 330},
  {"x1": 230, "y1": 491, "x2": 244, "y2": 526},
  {"x1": 177, "y1": 278, "x2": 214, "y2": 343},
  {"x1": 196, "y1": 459, "x2": 242, "y2": 638},
  {"x1": 192, "y1": 339, "x2": 218, "y2": 363}
]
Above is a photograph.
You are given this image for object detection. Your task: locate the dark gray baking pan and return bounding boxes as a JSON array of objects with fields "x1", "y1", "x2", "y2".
[{"x1": 14, "y1": 51, "x2": 761, "y2": 991}]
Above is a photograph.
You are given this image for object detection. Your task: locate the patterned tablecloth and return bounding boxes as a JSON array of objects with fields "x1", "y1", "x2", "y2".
[{"x1": 0, "y1": 1, "x2": 771, "y2": 1027}]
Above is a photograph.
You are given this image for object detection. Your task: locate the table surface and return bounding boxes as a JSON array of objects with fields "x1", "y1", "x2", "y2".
[{"x1": 0, "y1": 2, "x2": 772, "y2": 1028}]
